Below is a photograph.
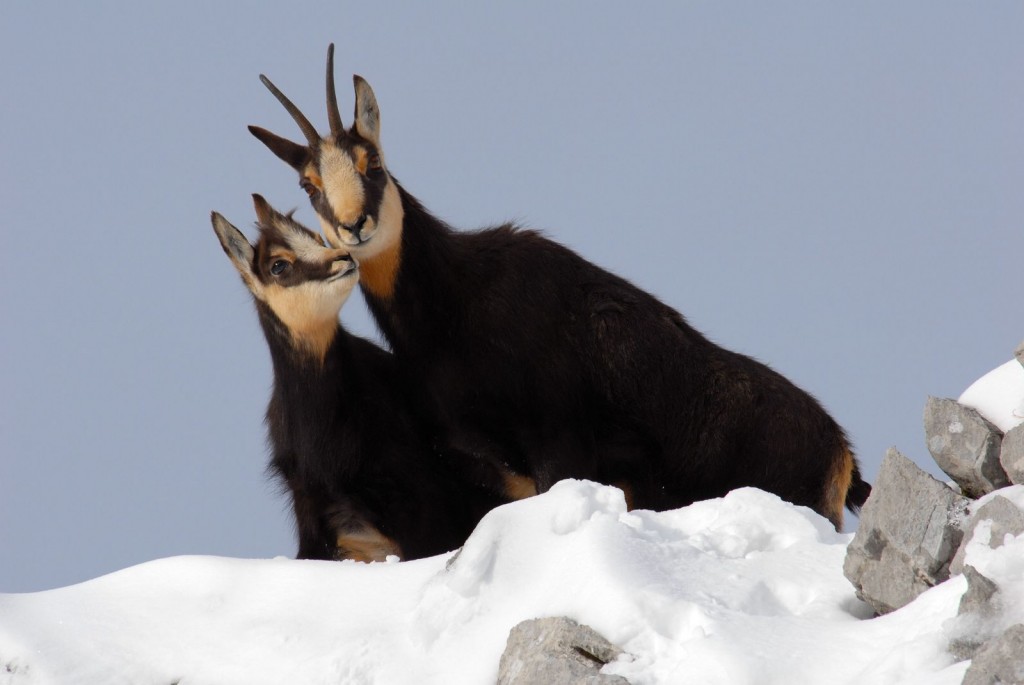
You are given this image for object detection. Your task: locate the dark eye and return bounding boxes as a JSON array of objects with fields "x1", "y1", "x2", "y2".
[
  {"x1": 367, "y1": 153, "x2": 382, "y2": 171},
  {"x1": 270, "y1": 259, "x2": 290, "y2": 276},
  {"x1": 300, "y1": 179, "x2": 318, "y2": 198}
]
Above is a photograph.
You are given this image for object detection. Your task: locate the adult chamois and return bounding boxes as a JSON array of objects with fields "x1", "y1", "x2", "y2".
[
  {"x1": 248, "y1": 46, "x2": 871, "y2": 528},
  {"x1": 211, "y1": 195, "x2": 505, "y2": 561}
]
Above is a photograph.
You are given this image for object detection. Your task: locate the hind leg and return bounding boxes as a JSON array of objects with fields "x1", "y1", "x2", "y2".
[{"x1": 327, "y1": 500, "x2": 402, "y2": 562}]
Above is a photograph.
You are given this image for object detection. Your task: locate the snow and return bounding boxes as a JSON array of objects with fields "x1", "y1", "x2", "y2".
[
  {"x1": 958, "y1": 359, "x2": 1024, "y2": 433},
  {"x1": 0, "y1": 482, "x2": 1003, "y2": 685},
  {"x1": 2, "y1": 359, "x2": 1022, "y2": 684},
  {"x1": 944, "y1": 490, "x2": 1024, "y2": 667}
]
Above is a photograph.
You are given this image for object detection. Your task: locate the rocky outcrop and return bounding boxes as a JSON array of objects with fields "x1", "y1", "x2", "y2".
[
  {"x1": 1000, "y1": 424, "x2": 1024, "y2": 486},
  {"x1": 961, "y1": 624, "x2": 1024, "y2": 685},
  {"x1": 844, "y1": 343, "x2": 1024, "y2": 684},
  {"x1": 949, "y1": 566, "x2": 1001, "y2": 661},
  {"x1": 843, "y1": 448, "x2": 969, "y2": 615},
  {"x1": 497, "y1": 617, "x2": 629, "y2": 685},
  {"x1": 924, "y1": 397, "x2": 1009, "y2": 497},
  {"x1": 949, "y1": 495, "x2": 1024, "y2": 576}
]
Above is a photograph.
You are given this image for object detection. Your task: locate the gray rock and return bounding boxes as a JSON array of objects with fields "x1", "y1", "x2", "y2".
[
  {"x1": 949, "y1": 566, "x2": 1001, "y2": 661},
  {"x1": 950, "y1": 495, "x2": 1024, "y2": 576},
  {"x1": 843, "y1": 447, "x2": 970, "y2": 615},
  {"x1": 1000, "y1": 424, "x2": 1024, "y2": 486},
  {"x1": 958, "y1": 566, "x2": 1000, "y2": 617},
  {"x1": 961, "y1": 624, "x2": 1024, "y2": 685},
  {"x1": 497, "y1": 617, "x2": 630, "y2": 685},
  {"x1": 924, "y1": 397, "x2": 1008, "y2": 498}
]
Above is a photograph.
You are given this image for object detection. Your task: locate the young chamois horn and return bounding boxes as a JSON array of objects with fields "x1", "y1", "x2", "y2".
[
  {"x1": 248, "y1": 46, "x2": 871, "y2": 529},
  {"x1": 211, "y1": 195, "x2": 505, "y2": 561}
]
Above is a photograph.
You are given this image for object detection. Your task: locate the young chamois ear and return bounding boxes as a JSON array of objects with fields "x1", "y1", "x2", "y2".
[
  {"x1": 211, "y1": 195, "x2": 358, "y2": 361},
  {"x1": 250, "y1": 44, "x2": 403, "y2": 263},
  {"x1": 211, "y1": 210, "x2": 263, "y2": 297}
]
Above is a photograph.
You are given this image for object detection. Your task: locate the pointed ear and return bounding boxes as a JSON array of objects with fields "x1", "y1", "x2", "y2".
[
  {"x1": 352, "y1": 76, "x2": 381, "y2": 148},
  {"x1": 211, "y1": 211, "x2": 261, "y2": 295},
  {"x1": 248, "y1": 125, "x2": 310, "y2": 172},
  {"x1": 251, "y1": 193, "x2": 276, "y2": 227}
]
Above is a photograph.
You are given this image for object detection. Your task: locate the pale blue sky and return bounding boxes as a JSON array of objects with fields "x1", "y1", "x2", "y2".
[{"x1": 2, "y1": 2, "x2": 1021, "y2": 592}]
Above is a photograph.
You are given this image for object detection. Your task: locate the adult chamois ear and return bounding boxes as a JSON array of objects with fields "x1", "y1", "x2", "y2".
[
  {"x1": 352, "y1": 75, "x2": 381, "y2": 148},
  {"x1": 248, "y1": 125, "x2": 310, "y2": 172},
  {"x1": 211, "y1": 211, "x2": 261, "y2": 294}
]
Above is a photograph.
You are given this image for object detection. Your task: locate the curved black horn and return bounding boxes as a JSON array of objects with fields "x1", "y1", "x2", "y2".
[
  {"x1": 259, "y1": 74, "x2": 320, "y2": 147},
  {"x1": 326, "y1": 44, "x2": 344, "y2": 138}
]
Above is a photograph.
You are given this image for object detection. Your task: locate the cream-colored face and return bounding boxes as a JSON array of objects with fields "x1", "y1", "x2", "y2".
[
  {"x1": 315, "y1": 166, "x2": 404, "y2": 263},
  {"x1": 317, "y1": 144, "x2": 365, "y2": 229},
  {"x1": 260, "y1": 259, "x2": 357, "y2": 344},
  {"x1": 299, "y1": 139, "x2": 404, "y2": 267},
  {"x1": 256, "y1": 217, "x2": 357, "y2": 357},
  {"x1": 212, "y1": 208, "x2": 357, "y2": 360},
  {"x1": 251, "y1": 66, "x2": 404, "y2": 298}
]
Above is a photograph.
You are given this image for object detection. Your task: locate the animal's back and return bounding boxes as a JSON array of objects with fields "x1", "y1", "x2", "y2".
[{"x1": 432, "y1": 225, "x2": 856, "y2": 523}]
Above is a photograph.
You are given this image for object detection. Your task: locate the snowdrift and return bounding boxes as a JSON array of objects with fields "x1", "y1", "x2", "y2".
[{"x1": 5, "y1": 480, "x2": 1018, "y2": 685}]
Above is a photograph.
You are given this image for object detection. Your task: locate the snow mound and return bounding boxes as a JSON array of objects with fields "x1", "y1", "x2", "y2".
[
  {"x1": 958, "y1": 359, "x2": 1024, "y2": 433},
  {"x1": 4, "y1": 479, "x2": 1015, "y2": 684}
]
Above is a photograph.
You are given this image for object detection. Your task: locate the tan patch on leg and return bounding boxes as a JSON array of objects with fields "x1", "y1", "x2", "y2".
[
  {"x1": 335, "y1": 527, "x2": 402, "y2": 563},
  {"x1": 502, "y1": 471, "x2": 538, "y2": 501},
  {"x1": 612, "y1": 481, "x2": 636, "y2": 511},
  {"x1": 822, "y1": 445, "x2": 854, "y2": 530}
]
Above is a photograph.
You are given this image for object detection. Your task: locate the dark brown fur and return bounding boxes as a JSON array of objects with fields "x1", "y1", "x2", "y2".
[
  {"x1": 371, "y1": 195, "x2": 870, "y2": 526},
  {"x1": 250, "y1": 53, "x2": 871, "y2": 528},
  {"x1": 212, "y1": 204, "x2": 506, "y2": 560}
]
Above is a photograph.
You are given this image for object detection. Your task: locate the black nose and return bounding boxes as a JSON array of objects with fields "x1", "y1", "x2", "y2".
[
  {"x1": 347, "y1": 215, "x2": 368, "y2": 241},
  {"x1": 334, "y1": 254, "x2": 356, "y2": 274}
]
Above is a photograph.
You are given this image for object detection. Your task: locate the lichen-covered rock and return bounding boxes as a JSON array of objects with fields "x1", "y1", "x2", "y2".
[
  {"x1": 949, "y1": 566, "x2": 1001, "y2": 661},
  {"x1": 924, "y1": 396, "x2": 1008, "y2": 497},
  {"x1": 961, "y1": 624, "x2": 1024, "y2": 685},
  {"x1": 843, "y1": 447, "x2": 970, "y2": 615},
  {"x1": 1000, "y1": 424, "x2": 1024, "y2": 486},
  {"x1": 497, "y1": 617, "x2": 629, "y2": 685},
  {"x1": 950, "y1": 494, "x2": 1024, "y2": 576}
]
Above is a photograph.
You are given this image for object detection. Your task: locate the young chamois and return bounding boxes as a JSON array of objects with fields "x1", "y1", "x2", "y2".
[
  {"x1": 248, "y1": 46, "x2": 871, "y2": 529},
  {"x1": 211, "y1": 195, "x2": 504, "y2": 561}
]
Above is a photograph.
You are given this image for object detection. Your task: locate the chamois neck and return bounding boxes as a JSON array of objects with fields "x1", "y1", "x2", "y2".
[
  {"x1": 256, "y1": 301, "x2": 344, "y2": 374},
  {"x1": 357, "y1": 182, "x2": 468, "y2": 352},
  {"x1": 357, "y1": 238, "x2": 401, "y2": 302},
  {"x1": 358, "y1": 180, "x2": 452, "y2": 302}
]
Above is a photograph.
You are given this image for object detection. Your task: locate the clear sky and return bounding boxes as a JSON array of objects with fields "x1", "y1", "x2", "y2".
[{"x1": 1, "y1": 2, "x2": 1020, "y2": 592}]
